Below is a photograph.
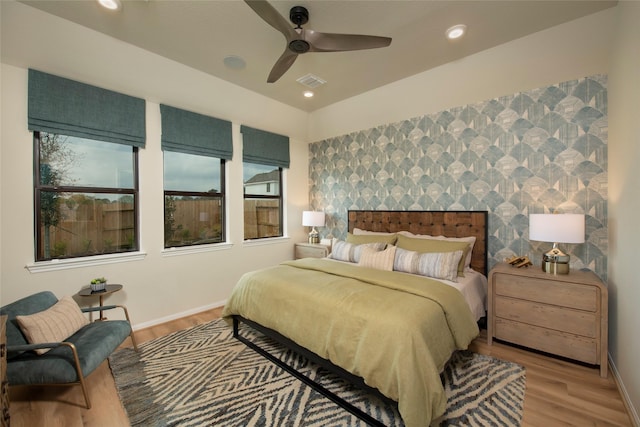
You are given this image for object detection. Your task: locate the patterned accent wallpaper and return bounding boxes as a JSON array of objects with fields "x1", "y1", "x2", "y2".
[{"x1": 309, "y1": 75, "x2": 608, "y2": 279}]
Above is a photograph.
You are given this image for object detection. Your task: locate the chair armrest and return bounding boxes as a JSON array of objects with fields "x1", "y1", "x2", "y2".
[{"x1": 8, "y1": 342, "x2": 65, "y2": 353}]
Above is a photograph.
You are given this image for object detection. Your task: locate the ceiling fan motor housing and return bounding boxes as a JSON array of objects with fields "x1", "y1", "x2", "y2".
[
  {"x1": 288, "y1": 6, "x2": 310, "y2": 53},
  {"x1": 289, "y1": 39, "x2": 310, "y2": 53},
  {"x1": 289, "y1": 6, "x2": 309, "y2": 27}
]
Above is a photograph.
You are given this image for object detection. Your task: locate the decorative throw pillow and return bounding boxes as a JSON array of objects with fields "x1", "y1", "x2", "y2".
[
  {"x1": 358, "y1": 245, "x2": 397, "y2": 271},
  {"x1": 330, "y1": 239, "x2": 386, "y2": 263},
  {"x1": 393, "y1": 247, "x2": 463, "y2": 282},
  {"x1": 346, "y1": 232, "x2": 397, "y2": 246},
  {"x1": 398, "y1": 231, "x2": 476, "y2": 271},
  {"x1": 16, "y1": 295, "x2": 89, "y2": 355},
  {"x1": 395, "y1": 234, "x2": 470, "y2": 277},
  {"x1": 353, "y1": 228, "x2": 396, "y2": 236}
]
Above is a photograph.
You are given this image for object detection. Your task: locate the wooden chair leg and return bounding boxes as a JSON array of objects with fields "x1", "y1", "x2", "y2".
[
  {"x1": 119, "y1": 305, "x2": 139, "y2": 352},
  {"x1": 61, "y1": 342, "x2": 91, "y2": 409},
  {"x1": 129, "y1": 331, "x2": 139, "y2": 352}
]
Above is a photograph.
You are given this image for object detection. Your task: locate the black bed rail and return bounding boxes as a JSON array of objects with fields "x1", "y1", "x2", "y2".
[{"x1": 232, "y1": 315, "x2": 392, "y2": 427}]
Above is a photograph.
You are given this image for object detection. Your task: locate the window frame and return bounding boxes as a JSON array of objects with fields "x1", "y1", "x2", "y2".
[
  {"x1": 163, "y1": 155, "x2": 226, "y2": 248},
  {"x1": 243, "y1": 165, "x2": 283, "y2": 240},
  {"x1": 33, "y1": 131, "x2": 140, "y2": 262}
]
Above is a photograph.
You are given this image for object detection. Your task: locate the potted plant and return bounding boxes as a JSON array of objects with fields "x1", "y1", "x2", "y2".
[{"x1": 90, "y1": 277, "x2": 107, "y2": 292}]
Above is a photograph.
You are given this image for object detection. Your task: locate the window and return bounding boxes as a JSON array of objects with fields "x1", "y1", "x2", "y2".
[
  {"x1": 164, "y1": 151, "x2": 225, "y2": 247},
  {"x1": 240, "y1": 125, "x2": 289, "y2": 240},
  {"x1": 244, "y1": 162, "x2": 282, "y2": 239},
  {"x1": 34, "y1": 132, "x2": 138, "y2": 261}
]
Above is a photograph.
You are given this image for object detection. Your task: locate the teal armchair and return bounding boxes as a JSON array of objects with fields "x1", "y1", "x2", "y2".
[{"x1": 0, "y1": 291, "x2": 138, "y2": 408}]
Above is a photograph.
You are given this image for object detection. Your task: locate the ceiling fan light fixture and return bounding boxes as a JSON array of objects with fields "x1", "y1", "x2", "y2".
[
  {"x1": 97, "y1": 0, "x2": 122, "y2": 11},
  {"x1": 446, "y1": 24, "x2": 466, "y2": 40}
]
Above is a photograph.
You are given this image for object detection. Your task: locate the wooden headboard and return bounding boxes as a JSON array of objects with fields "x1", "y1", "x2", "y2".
[{"x1": 348, "y1": 210, "x2": 488, "y2": 276}]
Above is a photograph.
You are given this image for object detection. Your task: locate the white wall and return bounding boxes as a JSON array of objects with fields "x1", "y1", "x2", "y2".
[
  {"x1": 608, "y1": 2, "x2": 640, "y2": 423},
  {"x1": 309, "y1": 8, "x2": 615, "y2": 142},
  {"x1": 0, "y1": 2, "x2": 310, "y2": 327}
]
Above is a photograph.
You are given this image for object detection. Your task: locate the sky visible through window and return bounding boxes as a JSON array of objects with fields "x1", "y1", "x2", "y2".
[
  {"x1": 44, "y1": 135, "x2": 276, "y2": 196},
  {"x1": 42, "y1": 135, "x2": 133, "y2": 194}
]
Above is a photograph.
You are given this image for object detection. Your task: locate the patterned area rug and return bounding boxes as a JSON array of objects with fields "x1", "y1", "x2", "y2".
[{"x1": 109, "y1": 319, "x2": 525, "y2": 426}]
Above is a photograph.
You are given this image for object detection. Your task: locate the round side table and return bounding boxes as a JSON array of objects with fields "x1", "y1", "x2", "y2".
[{"x1": 78, "y1": 284, "x2": 123, "y2": 320}]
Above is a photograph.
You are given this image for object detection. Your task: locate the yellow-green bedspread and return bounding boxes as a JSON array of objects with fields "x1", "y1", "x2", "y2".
[{"x1": 221, "y1": 258, "x2": 479, "y2": 427}]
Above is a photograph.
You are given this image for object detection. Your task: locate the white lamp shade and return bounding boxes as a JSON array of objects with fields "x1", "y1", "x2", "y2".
[
  {"x1": 302, "y1": 211, "x2": 325, "y2": 227},
  {"x1": 529, "y1": 214, "x2": 585, "y2": 244}
]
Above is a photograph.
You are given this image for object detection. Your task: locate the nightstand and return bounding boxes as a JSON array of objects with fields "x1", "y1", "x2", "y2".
[
  {"x1": 78, "y1": 284, "x2": 123, "y2": 320},
  {"x1": 488, "y1": 262, "x2": 608, "y2": 377},
  {"x1": 294, "y1": 242, "x2": 329, "y2": 259}
]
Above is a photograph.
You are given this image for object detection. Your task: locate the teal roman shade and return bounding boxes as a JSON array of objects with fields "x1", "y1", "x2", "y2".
[
  {"x1": 160, "y1": 104, "x2": 232, "y2": 159},
  {"x1": 241, "y1": 125, "x2": 290, "y2": 168},
  {"x1": 28, "y1": 69, "x2": 146, "y2": 148}
]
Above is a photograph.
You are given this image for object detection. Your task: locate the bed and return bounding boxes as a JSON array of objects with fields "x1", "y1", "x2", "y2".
[{"x1": 222, "y1": 210, "x2": 488, "y2": 427}]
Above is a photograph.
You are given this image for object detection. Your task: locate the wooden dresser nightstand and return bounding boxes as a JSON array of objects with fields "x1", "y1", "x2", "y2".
[
  {"x1": 488, "y1": 262, "x2": 608, "y2": 377},
  {"x1": 294, "y1": 243, "x2": 329, "y2": 259}
]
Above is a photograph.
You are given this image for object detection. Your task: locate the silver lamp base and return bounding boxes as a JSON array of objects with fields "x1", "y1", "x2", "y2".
[
  {"x1": 541, "y1": 243, "x2": 570, "y2": 274},
  {"x1": 308, "y1": 228, "x2": 319, "y2": 244}
]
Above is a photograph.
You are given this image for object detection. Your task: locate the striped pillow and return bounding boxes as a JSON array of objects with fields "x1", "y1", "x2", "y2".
[
  {"x1": 330, "y1": 239, "x2": 386, "y2": 263},
  {"x1": 16, "y1": 295, "x2": 89, "y2": 355},
  {"x1": 394, "y1": 247, "x2": 463, "y2": 282},
  {"x1": 358, "y1": 245, "x2": 397, "y2": 271}
]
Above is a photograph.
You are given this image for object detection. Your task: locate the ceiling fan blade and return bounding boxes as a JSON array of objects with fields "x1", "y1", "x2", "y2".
[
  {"x1": 305, "y1": 30, "x2": 392, "y2": 52},
  {"x1": 267, "y1": 49, "x2": 298, "y2": 83},
  {"x1": 244, "y1": 0, "x2": 297, "y2": 40}
]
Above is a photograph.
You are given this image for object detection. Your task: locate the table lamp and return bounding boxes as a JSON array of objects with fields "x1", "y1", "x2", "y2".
[
  {"x1": 302, "y1": 211, "x2": 325, "y2": 244},
  {"x1": 529, "y1": 213, "x2": 585, "y2": 274}
]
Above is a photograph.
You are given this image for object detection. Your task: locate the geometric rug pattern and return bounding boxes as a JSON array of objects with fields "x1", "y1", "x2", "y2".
[
  {"x1": 109, "y1": 319, "x2": 525, "y2": 426},
  {"x1": 309, "y1": 75, "x2": 608, "y2": 279}
]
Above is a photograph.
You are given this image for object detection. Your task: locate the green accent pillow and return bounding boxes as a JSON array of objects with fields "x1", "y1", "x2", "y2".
[
  {"x1": 346, "y1": 232, "x2": 397, "y2": 246},
  {"x1": 395, "y1": 234, "x2": 470, "y2": 276}
]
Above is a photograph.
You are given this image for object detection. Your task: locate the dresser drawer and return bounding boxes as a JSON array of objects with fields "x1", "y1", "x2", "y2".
[
  {"x1": 493, "y1": 273, "x2": 597, "y2": 311},
  {"x1": 495, "y1": 296, "x2": 597, "y2": 337},
  {"x1": 495, "y1": 318, "x2": 598, "y2": 364}
]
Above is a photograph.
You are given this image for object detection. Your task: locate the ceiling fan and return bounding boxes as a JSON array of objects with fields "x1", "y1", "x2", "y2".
[{"x1": 244, "y1": 0, "x2": 392, "y2": 83}]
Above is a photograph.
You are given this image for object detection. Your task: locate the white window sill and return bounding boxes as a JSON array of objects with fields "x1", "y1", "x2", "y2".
[
  {"x1": 243, "y1": 236, "x2": 290, "y2": 247},
  {"x1": 26, "y1": 251, "x2": 147, "y2": 273},
  {"x1": 162, "y1": 242, "x2": 233, "y2": 257}
]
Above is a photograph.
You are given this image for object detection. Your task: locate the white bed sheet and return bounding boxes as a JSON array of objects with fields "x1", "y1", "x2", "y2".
[{"x1": 437, "y1": 269, "x2": 488, "y2": 321}]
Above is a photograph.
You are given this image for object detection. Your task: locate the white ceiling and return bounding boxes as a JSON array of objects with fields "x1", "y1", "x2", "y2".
[{"x1": 20, "y1": 0, "x2": 616, "y2": 112}]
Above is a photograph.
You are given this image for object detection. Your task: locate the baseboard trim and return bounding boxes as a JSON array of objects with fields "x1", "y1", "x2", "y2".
[
  {"x1": 131, "y1": 299, "x2": 226, "y2": 331},
  {"x1": 609, "y1": 353, "x2": 640, "y2": 427}
]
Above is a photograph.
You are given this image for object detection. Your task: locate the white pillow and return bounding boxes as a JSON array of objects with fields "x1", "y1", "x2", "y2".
[
  {"x1": 358, "y1": 245, "x2": 396, "y2": 271},
  {"x1": 393, "y1": 247, "x2": 463, "y2": 282},
  {"x1": 330, "y1": 239, "x2": 386, "y2": 263},
  {"x1": 16, "y1": 295, "x2": 89, "y2": 355},
  {"x1": 397, "y1": 231, "x2": 476, "y2": 271}
]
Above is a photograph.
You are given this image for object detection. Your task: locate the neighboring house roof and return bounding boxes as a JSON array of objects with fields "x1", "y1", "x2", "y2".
[{"x1": 244, "y1": 170, "x2": 279, "y2": 185}]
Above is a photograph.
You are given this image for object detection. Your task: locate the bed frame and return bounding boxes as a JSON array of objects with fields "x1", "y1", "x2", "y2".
[
  {"x1": 348, "y1": 210, "x2": 488, "y2": 275},
  {"x1": 233, "y1": 210, "x2": 488, "y2": 425}
]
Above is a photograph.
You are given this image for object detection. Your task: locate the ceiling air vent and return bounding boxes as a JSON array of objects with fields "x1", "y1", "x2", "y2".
[{"x1": 296, "y1": 73, "x2": 326, "y2": 89}]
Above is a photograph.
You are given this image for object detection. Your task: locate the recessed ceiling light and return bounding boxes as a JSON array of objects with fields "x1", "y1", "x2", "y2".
[
  {"x1": 97, "y1": 0, "x2": 122, "y2": 11},
  {"x1": 223, "y1": 55, "x2": 246, "y2": 70},
  {"x1": 446, "y1": 24, "x2": 466, "y2": 40},
  {"x1": 303, "y1": 91, "x2": 314, "y2": 98}
]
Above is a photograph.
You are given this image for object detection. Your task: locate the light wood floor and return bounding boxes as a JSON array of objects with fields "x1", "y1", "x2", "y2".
[{"x1": 9, "y1": 307, "x2": 633, "y2": 426}]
